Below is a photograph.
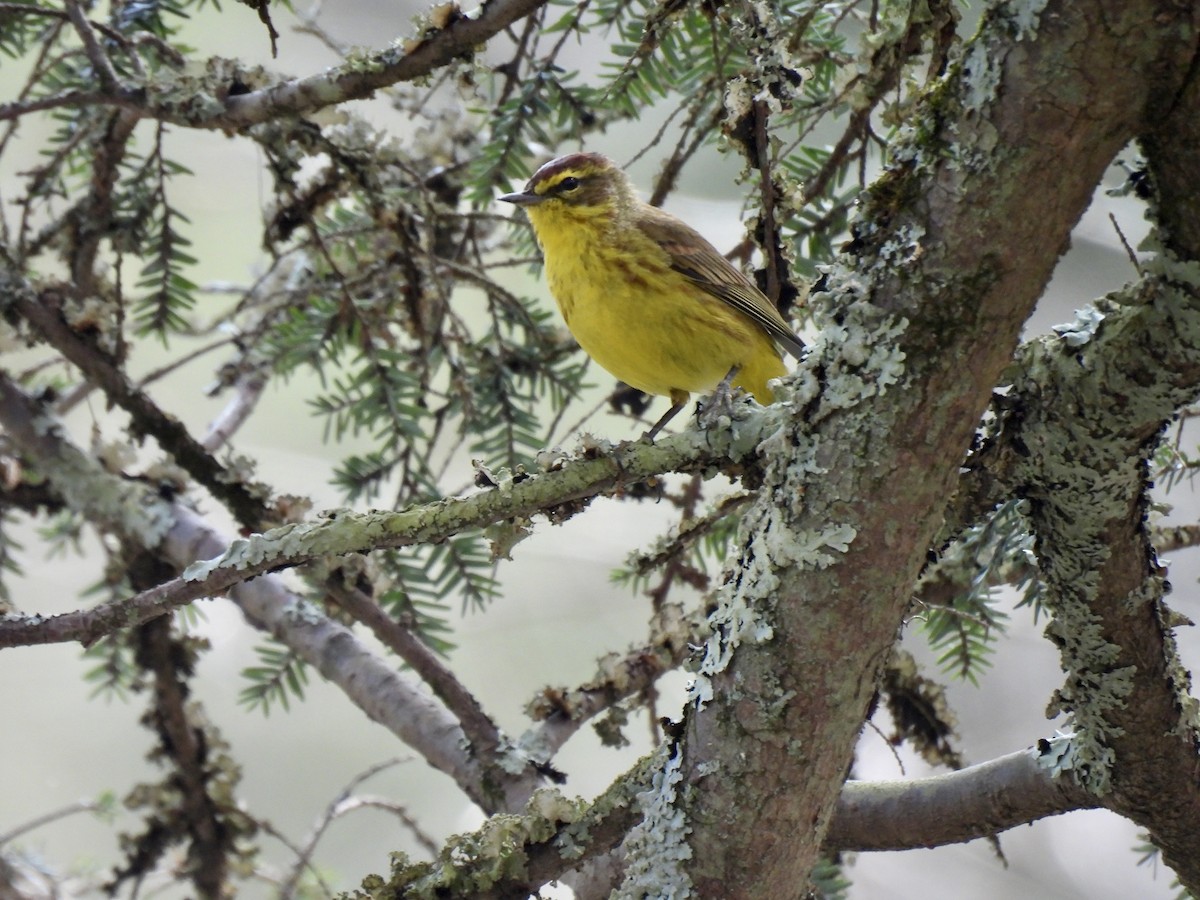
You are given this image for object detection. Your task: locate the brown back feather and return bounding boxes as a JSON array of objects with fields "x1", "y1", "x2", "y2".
[{"x1": 635, "y1": 205, "x2": 806, "y2": 359}]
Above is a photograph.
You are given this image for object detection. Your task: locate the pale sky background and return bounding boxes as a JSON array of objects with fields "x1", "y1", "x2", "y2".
[{"x1": 1, "y1": 3, "x2": 1196, "y2": 898}]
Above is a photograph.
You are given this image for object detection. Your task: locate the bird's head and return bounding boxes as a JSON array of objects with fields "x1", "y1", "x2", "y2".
[{"x1": 499, "y1": 153, "x2": 634, "y2": 230}]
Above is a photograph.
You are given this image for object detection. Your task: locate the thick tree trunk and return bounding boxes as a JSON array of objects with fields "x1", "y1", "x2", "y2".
[{"x1": 671, "y1": 2, "x2": 1200, "y2": 895}]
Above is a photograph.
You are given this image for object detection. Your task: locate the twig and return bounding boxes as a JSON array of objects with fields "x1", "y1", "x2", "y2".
[
  {"x1": 547, "y1": 385, "x2": 632, "y2": 445},
  {"x1": 201, "y1": 370, "x2": 268, "y2": 452},
  {"x1": 0, "y1": 89, "x2": 115, "y2": 123},
  {"x1": 863, "y1": 717, "x2": 907, "y2": 777},
  {"x1": 1109, "y1": 211, "x2": 1142, "y2": 274},
  {"x1": 523, "y1": 603, "x2": 698, "y2": 755},
  {"x1": 255, "y1": 820, "x2": 336, "y2": 899},
  {"x1": 139, "y1": 335, "x2": 239, "y2": 391},
  {"x1": 292, "y1": 0, "x2": 351, "y2": 57},
  {"x1": 328, "y1": 797, "x2": 440, "y2": 856},
  {"x1": 629, "y1": 491, "x2": 753, "y2": 577},
  {"x1": 646, "y1": 473, "x2": 707, "y2": 610},
  {"x1": 0, "y1": 798, "x2": 105, "y2": 846},
  {"x1": 55, "y1": 334, "x2": 237, "y2": 417},
  {"x1": 0, "y1": 16, "x2": 66, "y2": 171},
  {"x1": 645, "y1": 98, "x2": 722, "y2": 209},
  {"x1": 278, "y1": 758, "x2": 428, "y2": 898},
  {"x1": 0, "y1": 2, "x2": 139, "y2": 49},
  {"x1": 63, "y1": 0, "x2": 121, "y2": 91}
]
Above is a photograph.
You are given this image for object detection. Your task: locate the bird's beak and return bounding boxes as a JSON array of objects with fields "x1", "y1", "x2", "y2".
[{"x1": 498, "y1": 190, "x2": 544, "y2": 207}]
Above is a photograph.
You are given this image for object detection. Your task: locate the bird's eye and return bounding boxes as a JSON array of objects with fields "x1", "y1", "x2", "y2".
[{"x1": 558, "y1": 176, "x2": 581, "y2": 193}]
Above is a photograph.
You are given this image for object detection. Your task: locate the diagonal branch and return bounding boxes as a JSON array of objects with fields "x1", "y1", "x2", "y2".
[
  {"x1": 5, "y1": 282, "x2": 272, "y2": 530},
  {"x1": 324, "y1": 578, "x2": 509, "y2": 771},
  {"x1": 63, "y1": 0, "x2": 120, "y2": 91}
]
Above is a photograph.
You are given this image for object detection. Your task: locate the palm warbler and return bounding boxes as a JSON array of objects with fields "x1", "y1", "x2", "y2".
[{"x1": 500, "y1": 152, "x2": 805, "y2": 436}]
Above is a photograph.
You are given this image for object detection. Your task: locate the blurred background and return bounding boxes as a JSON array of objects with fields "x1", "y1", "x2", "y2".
[{"x1": 1, "y1": 2, "x2": 1195, "y2": 897}]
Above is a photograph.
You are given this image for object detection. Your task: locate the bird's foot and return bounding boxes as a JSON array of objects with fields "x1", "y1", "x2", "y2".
[{"x1": 696, "y1": 367, "x2": 748, "y2": 432}]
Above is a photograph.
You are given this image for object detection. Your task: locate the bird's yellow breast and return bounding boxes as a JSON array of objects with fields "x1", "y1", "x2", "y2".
[{"x1": 527, "y1": 203, "x2": 785, "y2": 404}]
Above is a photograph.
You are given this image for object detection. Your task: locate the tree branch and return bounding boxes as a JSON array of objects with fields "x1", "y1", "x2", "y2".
[
  {"x1": 324, "y1": 577, "x2": 511, "y2": 774},
  {"x1": 0, "y1": 89, "x2": 128, "y2": 123},
  {"x1": 826, "y1": 747, "x2": 1098, "y2": 852},
  {"x1": 4, "y1": 282, "x2": 272, "y2": 531},
  {"x1": 989, "y1": 45, "x2": 1200, "y2": 890},
  {"x1": 63, "y1": 0, "x2": 120, "y2": 91},
  {"x1": 0, "y1": 0, "x2": 557, "y2": 132},
  {"x1": 215, "y1": 0, "x2": 554, "y2": 130},
  {"x1": 129, "y1": 614, "x2": 232, "y2": 896},
  {"x1": 1005, "y1": 273, "x2": 1200, "y2": 887},
  {"x1": 278, "y1": 758, "x2": 433, "y2": 897},
  {"x1": 200, "y1": 369, "x2": 268, "y2": 452}
]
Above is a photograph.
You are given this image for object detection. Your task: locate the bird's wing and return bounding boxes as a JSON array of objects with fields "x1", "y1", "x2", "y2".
[{"x1": 637, "y1": 208, "x2": 806, "y2": 359}]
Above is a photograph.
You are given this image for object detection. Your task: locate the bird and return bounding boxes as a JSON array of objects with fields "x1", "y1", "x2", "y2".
[{"x1": 499, "y1": 152, "x2": 805, "y2": 438}]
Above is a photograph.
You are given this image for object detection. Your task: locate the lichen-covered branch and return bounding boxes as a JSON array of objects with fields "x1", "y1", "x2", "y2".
[
  {"x1": 0, "y1": 419, "x2": 770, "y2": 652},
  {"x1": 0, "y1": 0, "x2": 557, "y2": 133},
  {"x1": 983, "y1": 59, "x2": 1200, "y2": 887},
  {"x1": 1002, "y1": 259, "x2": 1200, "y2": 891},
  {"x1": 358, "y1": 763, "x2": 653, "y2": 899},
  {"x1": 0, "y1": 371, "x2": 769, "y2": 650}
]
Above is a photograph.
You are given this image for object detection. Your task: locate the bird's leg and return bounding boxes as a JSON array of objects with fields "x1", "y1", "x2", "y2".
[
  {"x1": 644, "y1": 389, "x2": 690, "y2": 440},
  {"x1": 697, "y1": 366, "x2": 743, "y2": 430}
]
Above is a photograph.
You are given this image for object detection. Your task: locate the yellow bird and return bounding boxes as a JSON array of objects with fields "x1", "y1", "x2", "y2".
[{"x1": 500, "y1": 152, "x2": 805, "y2": 437}]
